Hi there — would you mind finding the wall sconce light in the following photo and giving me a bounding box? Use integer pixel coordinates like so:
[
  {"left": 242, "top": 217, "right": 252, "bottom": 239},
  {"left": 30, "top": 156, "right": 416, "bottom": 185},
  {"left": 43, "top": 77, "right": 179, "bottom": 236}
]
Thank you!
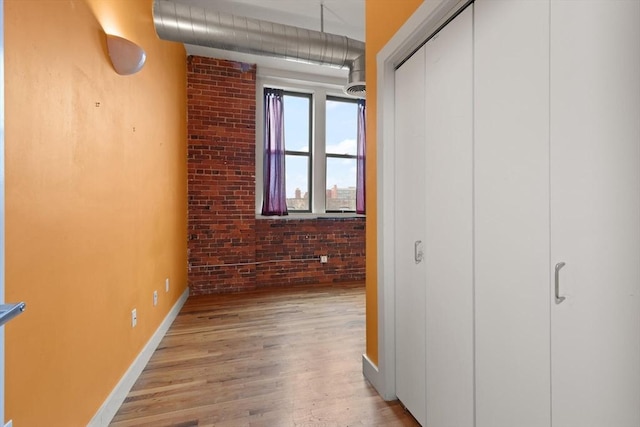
[{"left": 106, "top": 34, "right": 146, "bottom": 75}]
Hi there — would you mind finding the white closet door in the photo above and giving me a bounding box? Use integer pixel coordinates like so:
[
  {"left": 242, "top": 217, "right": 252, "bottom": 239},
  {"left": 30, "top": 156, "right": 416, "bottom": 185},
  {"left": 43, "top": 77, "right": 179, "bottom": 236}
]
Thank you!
[
  {"left": 550, "top": 1, "right": 640, "bottom": 426},
  {"left": 423, "top": 5, "right": 474, "bottom": 427},
  {"left": 394, "top": 45, "right": 427, "bottom": 426},
  {"left": 474, "top": 1, "right": 551, "bottom": 426}
]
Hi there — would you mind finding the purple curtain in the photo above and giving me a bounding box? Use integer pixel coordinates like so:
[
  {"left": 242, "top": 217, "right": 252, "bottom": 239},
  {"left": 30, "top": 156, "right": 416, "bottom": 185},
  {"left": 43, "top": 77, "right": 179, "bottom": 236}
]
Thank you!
[
  {"left": 261, "top": 88, "right": 288, "bottom": 216},
  {"left": 356, "top": 99, "right": 366, "bottom": 214}
]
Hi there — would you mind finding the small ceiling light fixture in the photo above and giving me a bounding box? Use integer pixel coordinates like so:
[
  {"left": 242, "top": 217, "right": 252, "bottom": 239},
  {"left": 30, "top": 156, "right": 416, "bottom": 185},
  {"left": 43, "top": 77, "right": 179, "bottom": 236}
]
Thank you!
[{"left": 106, "top": 34, "right": 147, "bottom": 75}]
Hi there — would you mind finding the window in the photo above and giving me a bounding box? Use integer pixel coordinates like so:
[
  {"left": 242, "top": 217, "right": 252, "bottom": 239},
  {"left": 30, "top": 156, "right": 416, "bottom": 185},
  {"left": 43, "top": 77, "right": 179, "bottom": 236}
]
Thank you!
[
  {"left": 257, "top": 80, "right": 364, "bottom": 216},
  {"left": 325, "top": 97, "right": 358, "bottom": 212},
  {"left": 283, "top": 92, "right": 312, "bottom": 212}
]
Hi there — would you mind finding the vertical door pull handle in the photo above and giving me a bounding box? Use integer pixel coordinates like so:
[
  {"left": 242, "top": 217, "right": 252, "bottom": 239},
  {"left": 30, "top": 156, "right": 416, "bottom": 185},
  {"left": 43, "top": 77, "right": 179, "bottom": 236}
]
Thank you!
[
  {"left": 414, "top": 240, "right": 424, "bottom": 264},
  {"left": 555, "top": 262, "right": 566, "bottom": 304}
]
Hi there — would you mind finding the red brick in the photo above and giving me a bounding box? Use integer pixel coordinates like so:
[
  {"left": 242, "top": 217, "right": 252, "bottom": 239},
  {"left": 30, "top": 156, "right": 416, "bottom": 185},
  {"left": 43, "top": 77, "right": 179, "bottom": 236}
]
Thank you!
[{"left": 187, "top": 55, "right": 365, "bottom": 295}]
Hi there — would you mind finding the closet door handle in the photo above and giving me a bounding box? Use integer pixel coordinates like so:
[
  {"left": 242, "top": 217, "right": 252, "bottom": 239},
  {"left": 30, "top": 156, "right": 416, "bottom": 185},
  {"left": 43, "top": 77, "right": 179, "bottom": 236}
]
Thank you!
[
  {"left": 555, "top": 262, "right": 566, "bottom": 304},
  {"left": 414, "top": 240, "right": 424, "bottom": 264}
]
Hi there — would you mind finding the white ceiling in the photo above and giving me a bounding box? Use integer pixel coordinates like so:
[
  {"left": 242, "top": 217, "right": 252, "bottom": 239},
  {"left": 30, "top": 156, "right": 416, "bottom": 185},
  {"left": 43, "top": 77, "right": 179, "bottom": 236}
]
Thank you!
[{"left": 171, "top": 0, "right": 365, "bottom": 79}]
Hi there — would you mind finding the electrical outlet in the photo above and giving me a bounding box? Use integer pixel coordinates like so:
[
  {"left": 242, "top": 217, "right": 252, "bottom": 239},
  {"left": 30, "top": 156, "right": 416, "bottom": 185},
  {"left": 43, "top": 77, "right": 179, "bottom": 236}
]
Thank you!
[
  {"left": 131, "top": 309, "right": 137, "bottom": 328},
  {"left": 165, "top": 277, "right": 170, "bottom": 293},
  {"left": 153, "top": 290, "right": 158, "bottom": 306},
  {"left": 320, "top": 255, "right": 328, "bottom": 263}
]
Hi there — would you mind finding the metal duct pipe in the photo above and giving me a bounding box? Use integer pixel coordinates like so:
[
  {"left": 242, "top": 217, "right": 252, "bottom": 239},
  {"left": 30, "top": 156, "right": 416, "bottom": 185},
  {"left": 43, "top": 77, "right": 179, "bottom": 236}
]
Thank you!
[
  {"left": 345, "top": 54, "right": 365, "bottom": 97},
  {"left": 152, "top": 0, "right": 365, "bottom": 97}
]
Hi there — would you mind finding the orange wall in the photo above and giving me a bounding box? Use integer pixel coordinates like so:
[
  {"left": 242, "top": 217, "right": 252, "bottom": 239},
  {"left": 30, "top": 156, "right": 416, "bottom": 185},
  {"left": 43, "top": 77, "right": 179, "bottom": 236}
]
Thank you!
[
  {"left": 4, "top": 0, "right": 187, "bottom": 425},
  {"left": 365, "top": 0, "right": 424, "bottom": 365}
]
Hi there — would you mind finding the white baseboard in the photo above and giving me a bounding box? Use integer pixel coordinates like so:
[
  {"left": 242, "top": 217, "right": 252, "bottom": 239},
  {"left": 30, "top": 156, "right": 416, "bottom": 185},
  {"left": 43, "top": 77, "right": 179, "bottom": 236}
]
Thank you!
[
  {"left": 362, "top": 353, "right": 384, "bottom": 397},
  {"left": 362, "top": 353, "right": 397, "bottom": 401},
  {"left": 88, "top": 287, "right": 189, "bottom": 427}
]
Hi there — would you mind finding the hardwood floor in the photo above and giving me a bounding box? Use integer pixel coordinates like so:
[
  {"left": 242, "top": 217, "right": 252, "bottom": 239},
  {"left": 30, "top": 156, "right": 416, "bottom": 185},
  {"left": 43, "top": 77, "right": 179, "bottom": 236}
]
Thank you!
[{"left": 110, "top": 283, "right": 419, "bottom": 427}]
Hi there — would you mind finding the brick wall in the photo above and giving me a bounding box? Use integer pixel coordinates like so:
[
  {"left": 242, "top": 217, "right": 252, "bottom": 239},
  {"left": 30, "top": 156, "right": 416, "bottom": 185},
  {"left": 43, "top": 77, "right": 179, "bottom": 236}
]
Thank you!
[
  {"left": 187, "top": 56, "right": 257, "bottom": 295},
  {"left": 187, "top": 55, "right": 365, "bottom": 295},
  {"left": 256, "top": 218, "right": 366, "bottom": 287}
]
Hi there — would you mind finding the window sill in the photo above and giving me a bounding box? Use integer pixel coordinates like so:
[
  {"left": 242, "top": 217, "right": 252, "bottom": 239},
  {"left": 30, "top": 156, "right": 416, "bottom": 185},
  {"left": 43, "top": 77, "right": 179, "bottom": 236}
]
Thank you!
[{"left": 256, "top": 212, "right": 365, "bottom": 220}]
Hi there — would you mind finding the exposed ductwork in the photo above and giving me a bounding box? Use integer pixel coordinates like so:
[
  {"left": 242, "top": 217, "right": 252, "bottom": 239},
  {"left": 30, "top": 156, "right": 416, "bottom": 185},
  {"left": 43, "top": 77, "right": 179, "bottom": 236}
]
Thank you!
[{"left": 152, "top": 0, "right": 365, "bottom": 98}]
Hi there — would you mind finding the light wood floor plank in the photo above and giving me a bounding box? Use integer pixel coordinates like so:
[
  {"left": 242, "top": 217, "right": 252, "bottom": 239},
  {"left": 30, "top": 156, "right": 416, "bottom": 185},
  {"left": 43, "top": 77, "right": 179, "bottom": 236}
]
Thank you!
[{"left": 110, "top": 283, "right": 418, "bottom": 427}]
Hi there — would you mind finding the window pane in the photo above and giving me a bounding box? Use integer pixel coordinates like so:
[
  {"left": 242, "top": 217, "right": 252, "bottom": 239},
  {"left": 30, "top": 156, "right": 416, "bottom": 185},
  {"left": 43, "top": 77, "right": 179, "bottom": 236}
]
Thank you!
[
  {"left": 284, "top": 94, "right": 310, "bottom": 153},
  {"left": 326, "top": 156, "right": 357, "bottom": 212},
  {"left": 326, "top": 98, "right": 357, "bottom": 155},
  {"left": 286, "top": 154, "right": 310, "bottom": 211}
]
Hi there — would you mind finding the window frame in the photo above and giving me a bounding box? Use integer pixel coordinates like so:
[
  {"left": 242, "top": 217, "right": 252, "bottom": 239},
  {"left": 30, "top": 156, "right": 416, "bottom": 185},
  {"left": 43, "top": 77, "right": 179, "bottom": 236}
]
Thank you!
[
  {"left": 325, "top": 95, "right": 360, "bottom": 213},
  {"left": 256, "top": 73, "right": 365, "bottom": 218},
  {"left": 282, "top": 91, "right": 313, "bottom": 213}
]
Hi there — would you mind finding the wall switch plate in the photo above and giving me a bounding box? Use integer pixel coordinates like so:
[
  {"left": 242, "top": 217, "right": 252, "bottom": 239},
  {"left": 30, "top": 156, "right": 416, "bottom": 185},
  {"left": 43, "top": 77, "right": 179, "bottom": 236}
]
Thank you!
[
  {"left": 153, "top": 291, "right": 158, "bottom": 306},
  {"left": 320, "top": 255, "right": 328, "bottom": 263},
  {"left": 131, "top": 309, "right": 137, "bottom": 328},
  {"left": 165, "top": 278, "right": 170, "bottom": 293}
]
